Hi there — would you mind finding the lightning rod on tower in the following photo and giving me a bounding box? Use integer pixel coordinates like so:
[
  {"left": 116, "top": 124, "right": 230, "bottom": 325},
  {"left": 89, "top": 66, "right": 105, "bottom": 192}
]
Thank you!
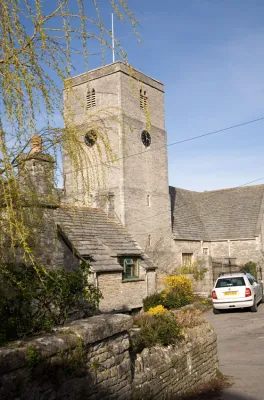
[{"left": 112, "top": 13, "right": 115, "bottom": 63}]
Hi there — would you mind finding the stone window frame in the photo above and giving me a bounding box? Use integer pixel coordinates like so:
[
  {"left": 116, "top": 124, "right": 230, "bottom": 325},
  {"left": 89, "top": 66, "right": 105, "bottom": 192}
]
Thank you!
[
  {"left": 120, "top": 257, "right": 140, "bottom": 281},
  {"left": 148, "top": 234, "right": 151, "bottom": 247},
  {"left": 147, "top": 194, "right": 151, "bottom": 207}
]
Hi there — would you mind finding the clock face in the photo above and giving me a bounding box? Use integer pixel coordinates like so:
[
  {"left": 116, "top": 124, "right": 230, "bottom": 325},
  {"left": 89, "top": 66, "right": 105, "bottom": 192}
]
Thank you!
[
  {"left": 141, "top": 130, "right": 151, "bottom": 147},
  {"left": 85, "top": 130, "right": 97, "bottom": 147}
]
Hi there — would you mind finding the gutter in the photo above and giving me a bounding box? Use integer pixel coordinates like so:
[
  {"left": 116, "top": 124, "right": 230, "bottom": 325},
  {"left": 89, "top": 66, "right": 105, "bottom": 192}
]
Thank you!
[{"left": 173, "top": 237, "right": 258, "bottom": 242}]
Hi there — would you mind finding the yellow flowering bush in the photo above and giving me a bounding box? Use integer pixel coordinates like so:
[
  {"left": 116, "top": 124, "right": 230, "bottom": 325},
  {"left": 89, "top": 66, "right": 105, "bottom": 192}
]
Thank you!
[
  {"left": 163, "top": 275, "right": 193, "bottom": 302},
  {"left": 146, "top": 305, "right": 168, "bottom": 315},
  {"left": 142, "top": 276, "right": 194, "bottom": 312}
]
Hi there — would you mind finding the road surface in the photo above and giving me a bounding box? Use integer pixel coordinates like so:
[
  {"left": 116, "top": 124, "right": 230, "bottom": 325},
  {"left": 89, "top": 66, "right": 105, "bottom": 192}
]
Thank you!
[{"left": 206, "top": 304, "right": 264, "bottom": 400}]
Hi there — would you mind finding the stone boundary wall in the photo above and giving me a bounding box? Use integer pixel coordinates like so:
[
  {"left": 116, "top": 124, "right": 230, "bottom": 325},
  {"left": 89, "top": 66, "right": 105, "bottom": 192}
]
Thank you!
[
  {"left": 132, "top": 323, "right": 218, "bottom": 399},
  {"left": 0, "top": 314, "right": 218, "bottom": 400}
]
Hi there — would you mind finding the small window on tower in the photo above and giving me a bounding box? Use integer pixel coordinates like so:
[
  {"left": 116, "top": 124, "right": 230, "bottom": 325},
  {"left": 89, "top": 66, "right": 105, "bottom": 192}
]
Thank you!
[
  {"left": 144, "top": 91, "right": 148, "bottom": 108},
  {"left": 148, "top": 234, "right": 151, "bottom": 247},
  {"left": 86, "top": 88, "right": 96, "bottom": 109},
  {"left": 147, "top": 195, "right": 150, "bottom": 206},
  {"left": 140, "top": 89, "right": 148, "bottom": 109}
]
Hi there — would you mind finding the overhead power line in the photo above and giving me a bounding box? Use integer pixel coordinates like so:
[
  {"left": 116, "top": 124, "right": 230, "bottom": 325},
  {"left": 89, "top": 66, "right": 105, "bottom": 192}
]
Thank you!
[
  {"left": 116, "top": 116, "right": 264, "bottom": 163},
  {"left": 75, "top": 115, "right": 264, "bottom": 172}
]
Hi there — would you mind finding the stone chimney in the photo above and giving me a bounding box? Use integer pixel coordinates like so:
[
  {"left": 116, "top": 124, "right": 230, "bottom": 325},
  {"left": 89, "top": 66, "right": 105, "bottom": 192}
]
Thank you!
[
  {"left": 31, "top": 134, "right": 42, "bottom": 153},
  {"left": 18, "top": 135, "right": 55, "bottom": 199}
]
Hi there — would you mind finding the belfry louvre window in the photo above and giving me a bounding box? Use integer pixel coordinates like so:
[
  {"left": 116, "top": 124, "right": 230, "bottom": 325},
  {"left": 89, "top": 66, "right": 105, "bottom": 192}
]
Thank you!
[
  {"left": 121, "top": 258, "right": 139, "bottom": 280},
  {"left": 86, "top": 88, "right": 96, "bottom": 109},
  {"left": 182, "top": 253, "right": 193, "bottom": 266},
  {"left": 140, "top": 89, "right": 148, "bottom": 109}
]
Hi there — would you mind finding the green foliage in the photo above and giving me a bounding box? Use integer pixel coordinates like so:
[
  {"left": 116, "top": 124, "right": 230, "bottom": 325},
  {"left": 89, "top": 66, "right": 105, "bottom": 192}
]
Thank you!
[
  {"left": 241, "top": 261, "right": 257, "bottom": 279},
  {"left": 193, "top": 267, "right": 208, "bottom": 281},
  {"left": 133, "top": 313, "right": 182, "bottom": 349},
  {"left": 56, "top": 337, "right": 86, "bottom": 375},
  {"left": 0, "top": 0, "right": 139, "bottom": 288},
  {"left": 143, "top": 293, "right": 164, "bottom": 312},
  {"left": 143, "top": 276, "right": 194, "bottom": 312},
  {"left": 179, "top": 262, "right": 208, "bottom": 281},
  {"left": 26, "top": 345, "right": 40, "bottom": 368},
  {"left": 162, "top": 291, "right": 190, "bottom": 310},
  {"left": 0, "top": 262, "right": 101, "bottom": 345}
]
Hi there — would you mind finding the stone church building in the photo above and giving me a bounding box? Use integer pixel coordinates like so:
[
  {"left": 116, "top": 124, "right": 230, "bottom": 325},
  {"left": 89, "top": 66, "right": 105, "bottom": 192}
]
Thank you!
[{"left": 4, "top": 62, "right": 264, "bottom": 311}]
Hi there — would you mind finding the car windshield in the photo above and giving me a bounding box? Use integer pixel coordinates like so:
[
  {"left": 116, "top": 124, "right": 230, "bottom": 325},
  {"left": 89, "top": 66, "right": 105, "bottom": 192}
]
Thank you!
[{"left": 216, "top": 277, "right": 246, "bottom": 288}]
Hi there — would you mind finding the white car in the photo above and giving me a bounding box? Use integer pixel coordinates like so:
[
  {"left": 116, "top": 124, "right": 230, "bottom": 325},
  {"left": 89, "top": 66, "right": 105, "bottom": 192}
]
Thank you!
[{"left": 212, "top": 272, "right": 263, "bottom": 314}]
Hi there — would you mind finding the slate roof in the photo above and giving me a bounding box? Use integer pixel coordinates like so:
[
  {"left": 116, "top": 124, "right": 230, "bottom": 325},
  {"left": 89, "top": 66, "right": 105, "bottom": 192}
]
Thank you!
[
  {"left": 56, "top": 206, "right": 155, "bottom": 272},
  {"left": 170, "top": 185, "right": 264, "bottom": 241}
]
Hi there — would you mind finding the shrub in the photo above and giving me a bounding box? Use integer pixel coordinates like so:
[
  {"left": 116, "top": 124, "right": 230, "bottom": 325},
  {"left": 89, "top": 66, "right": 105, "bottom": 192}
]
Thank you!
[
  {"left": 26, "top": 345, "right": 41, "bottom": 368},
  {"left": 179, "top": 262, "right": 208, "bottom": 281},
  {"left": 146, "top": 305, "right": 168, "bottom": 315},
  {"left": 163, "top": 275, "right": 193, "bottom": 303},
  {"left": 133, "top": 313, "right": 182, "bottom": 348},
  {"left": 241, "top": 261, "right": 257, "bottom": 279},
  {"left": 175, "top": 308, "right": 205, "bottom": 328},
  {"left": 162, "top": 291, "right": 190, "bottom": 310},
  {"left": 0, "top": 262, "right": 101, "bottom": 345},
  {"left": 143, "top": 292, "right": 164, "bottom": 312}
]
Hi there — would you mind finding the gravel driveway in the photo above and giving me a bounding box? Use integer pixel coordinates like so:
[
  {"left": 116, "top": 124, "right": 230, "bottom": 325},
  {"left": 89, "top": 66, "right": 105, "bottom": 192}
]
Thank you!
[{"left": 206, "top": 304, "right": 264, "bottom": 400}]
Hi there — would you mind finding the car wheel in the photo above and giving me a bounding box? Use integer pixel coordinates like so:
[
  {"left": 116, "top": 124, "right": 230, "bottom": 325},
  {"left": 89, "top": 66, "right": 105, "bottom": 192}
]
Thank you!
[
  {"left": 250, "top": 297, "right": 258, "bottom": 312},
  {"left": 213, "top": 308, "right": 221, "bottom": 315}
]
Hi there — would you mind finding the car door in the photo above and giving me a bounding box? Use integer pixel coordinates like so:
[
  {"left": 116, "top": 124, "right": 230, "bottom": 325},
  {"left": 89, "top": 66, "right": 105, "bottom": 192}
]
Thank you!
[
  {"left": 247, "top": 275, "right": 258, "bottom": 300},
  {"left": 255, "top": 279, "right": 262, "bottom": 302},
  {"left": 252, "top": 277, "right": 261, "bottom": 302}
]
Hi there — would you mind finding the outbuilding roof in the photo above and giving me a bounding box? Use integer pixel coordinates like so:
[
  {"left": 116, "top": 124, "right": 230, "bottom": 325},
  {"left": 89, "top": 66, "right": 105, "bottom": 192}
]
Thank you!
[
  {"left": 170, "top": 184, "right": 264, "bottom": 241},
  {"left": 56, "top": 206, "right": 155, "bottom": 272}
]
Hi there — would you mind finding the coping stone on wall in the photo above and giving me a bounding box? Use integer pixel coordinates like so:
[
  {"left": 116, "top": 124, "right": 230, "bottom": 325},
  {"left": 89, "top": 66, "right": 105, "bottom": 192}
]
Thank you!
[
  {"left": 60, "top": 313, "right": 133, "bottom": 343},
  {"left": 0, "top": 314, "right": 133, "bottom": 375}
]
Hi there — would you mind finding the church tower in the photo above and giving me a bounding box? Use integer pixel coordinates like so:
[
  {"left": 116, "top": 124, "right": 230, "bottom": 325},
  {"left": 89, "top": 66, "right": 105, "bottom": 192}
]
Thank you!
[{"left": 63, "top": 62, "right": 172, "bottom": 255}]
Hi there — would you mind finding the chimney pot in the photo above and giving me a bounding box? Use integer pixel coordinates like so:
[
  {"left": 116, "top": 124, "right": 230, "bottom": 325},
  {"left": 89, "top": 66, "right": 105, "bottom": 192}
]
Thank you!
[{"left": 31, "top": 135, "right": 42, "bottom": 153}]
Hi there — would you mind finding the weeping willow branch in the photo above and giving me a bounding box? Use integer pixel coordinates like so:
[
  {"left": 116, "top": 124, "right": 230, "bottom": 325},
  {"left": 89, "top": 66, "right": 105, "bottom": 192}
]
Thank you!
[{"left": 0, "top": 0, "right": 140, "bottom": 272}]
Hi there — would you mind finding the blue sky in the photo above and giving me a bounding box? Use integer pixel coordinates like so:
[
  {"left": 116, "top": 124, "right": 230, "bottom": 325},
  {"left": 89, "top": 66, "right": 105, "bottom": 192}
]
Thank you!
[
  {"left": 90, "top": 0, "right": 264, "bottom": 191},
  {"left": 17, "top": 0, "right": 264, "bottom": 191}
]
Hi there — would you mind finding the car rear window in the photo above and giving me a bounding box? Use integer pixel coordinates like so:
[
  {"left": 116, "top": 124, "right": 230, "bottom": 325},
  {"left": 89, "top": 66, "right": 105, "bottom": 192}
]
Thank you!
[{"left": 216, "top": 277, "right": 246, "bottom": 288}]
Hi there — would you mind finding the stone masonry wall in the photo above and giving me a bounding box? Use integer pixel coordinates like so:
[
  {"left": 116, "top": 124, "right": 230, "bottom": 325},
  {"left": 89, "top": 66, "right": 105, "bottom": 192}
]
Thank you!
[
  {"left": 210, "top": 239, "right": 261, "bottom": 266},
  {"left": 98, "top": 272, "right": 150, "bottom": 312},
  {"left": 132, "top": 322, "right": 218, "bottom": 399},
  {"left": 0, "top": 315, "right": 218, "bottom": 400},
  {"left": 0, "top": 314, "right": 133, "bottom": 400}
]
